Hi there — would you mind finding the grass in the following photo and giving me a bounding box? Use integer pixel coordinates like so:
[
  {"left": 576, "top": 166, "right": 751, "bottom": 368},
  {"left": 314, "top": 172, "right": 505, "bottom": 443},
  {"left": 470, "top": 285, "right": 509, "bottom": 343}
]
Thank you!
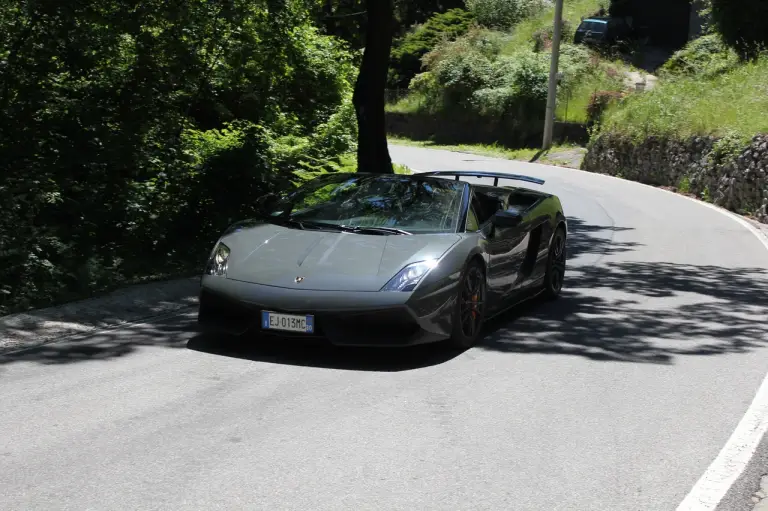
[
  {"left": 501, "top": 0, "right": 608, "bottom": 54},
  {"left": 387, "top": 136, "right": 586, "bottom": 168},
  {"left": 557, "top": 61, "right": 627, "bottom": 122},
  {"left": 386, "top": 92, "right": 429, "bottom": 114},
  {"left": 599, "top": 56, "right": 768, "bottom": 141},
  {"left": 384, "top": 0, "right": 632, "bottom": 123},
  {"left": 393, "top": 162, "right": 413, "bottom": 174}
]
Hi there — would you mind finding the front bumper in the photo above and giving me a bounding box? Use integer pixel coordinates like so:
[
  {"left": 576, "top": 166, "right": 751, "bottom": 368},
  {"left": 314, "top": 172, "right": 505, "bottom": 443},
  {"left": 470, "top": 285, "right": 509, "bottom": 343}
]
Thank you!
[{"left": 197, "top": 276, "right": 455, "bottom": 347}]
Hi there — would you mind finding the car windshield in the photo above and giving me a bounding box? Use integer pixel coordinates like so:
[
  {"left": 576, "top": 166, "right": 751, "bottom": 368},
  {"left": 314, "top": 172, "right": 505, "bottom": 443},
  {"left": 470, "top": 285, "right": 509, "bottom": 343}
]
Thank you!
[{"left": 266, "top": 173, "right": 465, "bottom": 234}]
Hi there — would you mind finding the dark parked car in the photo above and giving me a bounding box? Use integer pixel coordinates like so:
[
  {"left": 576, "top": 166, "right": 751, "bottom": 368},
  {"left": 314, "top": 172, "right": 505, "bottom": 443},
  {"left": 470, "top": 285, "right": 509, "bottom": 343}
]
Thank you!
[{"left": 574, "top": 17, "right": 632, "bottom": 46}]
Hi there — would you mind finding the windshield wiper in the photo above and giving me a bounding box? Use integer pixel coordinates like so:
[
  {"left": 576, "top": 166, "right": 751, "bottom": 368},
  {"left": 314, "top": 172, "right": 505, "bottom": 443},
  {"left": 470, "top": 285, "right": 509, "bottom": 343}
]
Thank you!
[
  {"left": 341, "top": 226, "right": 412, "bottom": 235},
  {"left": 266, "top": 216, "right": 411, "bottom": 235},
  {"left": 268, "top": 217, "right": 346, "bottom": 232}
]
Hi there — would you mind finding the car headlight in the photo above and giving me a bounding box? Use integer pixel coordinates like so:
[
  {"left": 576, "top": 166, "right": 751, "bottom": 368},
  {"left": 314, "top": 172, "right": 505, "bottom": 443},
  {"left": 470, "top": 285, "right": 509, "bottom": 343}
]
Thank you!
[
  {"left": 381, "top": 259, "right": 438, "bottom": 292},
  {"left": 205, "top": 242, "right": 230, "bottom": 276}
]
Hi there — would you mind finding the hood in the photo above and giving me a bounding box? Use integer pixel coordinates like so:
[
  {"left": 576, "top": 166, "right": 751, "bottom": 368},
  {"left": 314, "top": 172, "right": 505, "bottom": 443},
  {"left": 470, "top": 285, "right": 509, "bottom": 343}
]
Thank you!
[{"left": 220, "top": 222, "right": 462, "bottom": 292}]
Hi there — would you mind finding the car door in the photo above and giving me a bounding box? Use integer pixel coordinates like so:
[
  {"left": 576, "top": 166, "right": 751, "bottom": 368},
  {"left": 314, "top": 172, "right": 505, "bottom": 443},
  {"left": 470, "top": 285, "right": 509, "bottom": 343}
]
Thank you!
[{"left": 467, "top": 190, "right": 530, "bottom": 310}]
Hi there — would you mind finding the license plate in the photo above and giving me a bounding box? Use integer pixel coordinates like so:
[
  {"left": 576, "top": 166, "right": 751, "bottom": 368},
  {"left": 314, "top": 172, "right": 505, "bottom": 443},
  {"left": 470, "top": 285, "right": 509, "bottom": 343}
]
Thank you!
[{"left": 261, "top": 311, "right": 314, "bottom": 334}]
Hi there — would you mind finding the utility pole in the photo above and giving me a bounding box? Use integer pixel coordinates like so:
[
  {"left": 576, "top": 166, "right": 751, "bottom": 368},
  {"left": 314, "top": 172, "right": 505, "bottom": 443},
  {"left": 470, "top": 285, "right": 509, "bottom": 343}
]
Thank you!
[{"left": 542, "top": 0, "right": 564, "bottom": 150}]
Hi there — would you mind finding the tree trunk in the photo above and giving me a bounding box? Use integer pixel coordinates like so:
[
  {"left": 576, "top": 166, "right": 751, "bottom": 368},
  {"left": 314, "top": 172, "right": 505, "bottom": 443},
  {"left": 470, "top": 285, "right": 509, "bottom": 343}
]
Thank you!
[{"left": 353, "top": 0, "right": 394, "bottom": 174}]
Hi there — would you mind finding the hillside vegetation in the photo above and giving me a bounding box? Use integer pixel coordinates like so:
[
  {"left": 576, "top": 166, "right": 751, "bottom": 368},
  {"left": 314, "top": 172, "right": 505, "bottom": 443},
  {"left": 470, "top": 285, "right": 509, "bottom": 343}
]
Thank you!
[
  {"left": 386, "top": 0, "right": 634, "bottom": 129},
  {"left": 596, "top": 34, "right": 768, "bottom": 143}
]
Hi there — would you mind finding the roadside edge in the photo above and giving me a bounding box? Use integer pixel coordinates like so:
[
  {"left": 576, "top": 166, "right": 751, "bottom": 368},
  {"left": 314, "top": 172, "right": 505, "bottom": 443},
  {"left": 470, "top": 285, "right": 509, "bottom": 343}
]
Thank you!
[{"left": 0, "top": 276, "right": 201, "bottom": 356}]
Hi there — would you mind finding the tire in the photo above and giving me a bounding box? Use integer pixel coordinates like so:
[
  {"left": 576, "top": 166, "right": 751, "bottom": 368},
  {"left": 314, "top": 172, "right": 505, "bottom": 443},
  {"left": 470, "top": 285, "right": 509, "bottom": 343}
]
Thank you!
[
  {"left": 448, "top": 260, "right": 487, "bottom": 349},
  {"left": 542, "top": 225, "right": 567, "bottom": 299}
]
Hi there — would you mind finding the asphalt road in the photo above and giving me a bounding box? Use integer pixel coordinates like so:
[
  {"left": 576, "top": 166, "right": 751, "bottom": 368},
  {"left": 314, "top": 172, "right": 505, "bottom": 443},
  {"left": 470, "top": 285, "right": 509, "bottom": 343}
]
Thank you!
[{"left": 2, "top": 144, "right": 768, "bottom": 510}]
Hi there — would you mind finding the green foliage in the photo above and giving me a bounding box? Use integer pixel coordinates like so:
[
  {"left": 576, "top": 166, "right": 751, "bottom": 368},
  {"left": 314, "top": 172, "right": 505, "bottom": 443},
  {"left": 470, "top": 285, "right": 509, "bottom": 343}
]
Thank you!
[
  {"left": 660, "top": 34, "right": 740, "bottom": 78},
  {"left": 0, "top": 0, "right": 356, "bottom": 314},
  {"left": 423, "top": 28, "right": 506, "bottom": 108},
  {"left": 465, "top": 0, "right": 547, "bottom": 29},
  {"left": 532, "top": 19, "right": 575, "bottom": 52},
  {"left": 708, "top": 130, "right": 750, "bottom": 166},
  {"left": 556, "top": 43, "right": 597, "bottom": 89},
  {"left": 313, "top": 0, "right": 467, "bottom": 50},
  {"left": 596, "top": 56, "right": 768, "bottom": 141},
  {"left": 501, "top": 0, "right": 608, "bottom": 52},
  {"left": 384, "top": 0, "right": 624, "bottom": 132},
  {"left": 405, "top": 71, "right": 444, "bottom": 112},
  {"left": 470, "top": 50, "right": 550, "bottom": 116},
  {"left": 556, "top": 56, "right": 626, "bottom": 122},
  {"left": 417, "top": 22, "right": 597, "bottom": 121},
  {"left": 389, "top": 8, "right": 476, "bottom": 88},
  {"left": 390, "top": 0, "right": 617, "bottom": 121},
  {"left": 710, "top": 0, "right": 768, "bottom": 60},
  {"left": 586, "top": 90, "right": 624, "bottom": 125}
]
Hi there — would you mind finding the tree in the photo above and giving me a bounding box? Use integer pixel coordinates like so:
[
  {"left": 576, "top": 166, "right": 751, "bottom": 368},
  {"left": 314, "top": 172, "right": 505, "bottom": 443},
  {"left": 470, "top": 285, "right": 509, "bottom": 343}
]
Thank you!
[
  {"left": 353, "top": 0, "right": 395, "bottom": 174},
  {"left": 710, "top": 0, "right": 768, "bottom": 60}
]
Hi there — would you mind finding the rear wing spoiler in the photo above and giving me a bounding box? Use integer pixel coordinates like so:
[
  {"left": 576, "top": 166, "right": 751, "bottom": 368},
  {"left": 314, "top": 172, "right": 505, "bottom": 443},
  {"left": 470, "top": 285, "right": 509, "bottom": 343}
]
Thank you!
[{"left": 419, "top": 170, "right": 545, "bottom": 187}]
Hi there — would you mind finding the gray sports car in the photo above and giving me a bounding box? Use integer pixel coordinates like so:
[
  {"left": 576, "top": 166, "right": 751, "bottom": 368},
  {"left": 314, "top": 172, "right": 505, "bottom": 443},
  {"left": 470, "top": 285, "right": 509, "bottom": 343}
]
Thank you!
[{"left": 197, "top": 170, "right": 567, "bottom": 349}]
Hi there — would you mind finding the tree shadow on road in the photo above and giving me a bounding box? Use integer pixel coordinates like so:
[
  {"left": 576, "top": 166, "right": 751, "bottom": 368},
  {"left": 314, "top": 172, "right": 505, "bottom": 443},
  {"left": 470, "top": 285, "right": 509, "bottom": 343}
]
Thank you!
[
  {"left": 480, "top": 262, "right": 768, "bottom": 364},
  {"left": 564, "top": 216, "right": 641, "bottom": 259},
  {"left": 0, "top": 314, "right": 197, "bottom": 368},
  {"left": 1, "top": 216, "right": 766, "bottom": 369}
]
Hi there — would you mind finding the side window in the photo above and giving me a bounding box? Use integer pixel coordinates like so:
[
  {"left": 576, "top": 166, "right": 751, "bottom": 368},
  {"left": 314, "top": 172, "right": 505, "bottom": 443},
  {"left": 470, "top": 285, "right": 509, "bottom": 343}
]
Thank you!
[
  {"left": 472, "top": 191, "right": 504, "bottom": 226},
  {"left": 466, "top": 206, "right": 480, "bottom": 232}
]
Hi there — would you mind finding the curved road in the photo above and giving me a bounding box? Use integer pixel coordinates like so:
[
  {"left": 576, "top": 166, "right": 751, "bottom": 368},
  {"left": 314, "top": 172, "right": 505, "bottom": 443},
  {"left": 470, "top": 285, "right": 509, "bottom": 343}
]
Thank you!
[{"left": 2, "top": 144, "right": 768, "bottom": 510}]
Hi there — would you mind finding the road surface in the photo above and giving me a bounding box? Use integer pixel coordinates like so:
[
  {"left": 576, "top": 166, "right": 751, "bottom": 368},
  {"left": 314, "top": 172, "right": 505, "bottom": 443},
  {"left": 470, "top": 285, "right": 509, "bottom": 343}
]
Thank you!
[{"left": 2, "top": 144, "right": 768, "bottom": 511}]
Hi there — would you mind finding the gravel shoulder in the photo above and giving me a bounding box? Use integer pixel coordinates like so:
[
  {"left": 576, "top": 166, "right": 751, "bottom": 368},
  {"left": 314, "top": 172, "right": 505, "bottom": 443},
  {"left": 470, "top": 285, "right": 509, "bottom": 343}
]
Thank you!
[{"left": 0, "top": 277, "right": 201, "bottom": 355}]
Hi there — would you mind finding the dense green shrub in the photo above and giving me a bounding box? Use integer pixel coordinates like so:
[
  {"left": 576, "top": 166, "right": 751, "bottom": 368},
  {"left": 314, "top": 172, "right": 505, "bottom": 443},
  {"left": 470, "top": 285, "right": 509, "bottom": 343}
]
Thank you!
[
  {"left": 416, "top": 26, "right": 594, "bottom": 121},
  {"left": 660, "top": 34, "right": 740, "bottom": 78},
  {"left": 471, "top": 51, "right": 549, "bottom": 118},
  {"left": 586, "top": 90, "right": 624, "bottom": 126},
  {"left": 465, "top": 0, "right": 547, "bottom": 29},
  {"left": 0, "top": 0, "right": 356, "bottom": 314},
  {"left": 389, "top": 8, "right": 476, "bottom": 89},
  {"left": 406, "top": 71, "right": 444, "bottom": 112},
  {"left": 422, "top": 28, "right": 505, "bottom": 108},
  {"left": 556, "top": 43, "right": 595, "bottom": 87}
]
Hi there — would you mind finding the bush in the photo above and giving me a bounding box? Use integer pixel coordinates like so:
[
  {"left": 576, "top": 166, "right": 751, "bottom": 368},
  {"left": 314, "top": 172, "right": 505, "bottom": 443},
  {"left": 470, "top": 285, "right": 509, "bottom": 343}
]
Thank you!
[
  {"left": 423, "top": 28, "right": 505, "bottom": 108},
  {"left": 506, "top": 51, "right": 550, "bottom": 103},
  {"left": 0, "top": 0, "right": 357, "bottom": 315},
  {"left": 465, "top": 0, "right": 547, "bottom": 29},
  {"left": 406, "top": 71, "right": 443, "bottom": 112},
  {"left": 389, "top": 8, "right": 475, "bottom": 89},
  {"left": 586, "top": 90, "right": 624, "bottom": 126},
  {"left": 660, "top": 34, "right": 740, "bottom": 78},
  {"left": 468, "top": 50, "right": 549, "bottom": 119},
  {"left": 557, "top": 43, "right": 595, "bottom": 86}
]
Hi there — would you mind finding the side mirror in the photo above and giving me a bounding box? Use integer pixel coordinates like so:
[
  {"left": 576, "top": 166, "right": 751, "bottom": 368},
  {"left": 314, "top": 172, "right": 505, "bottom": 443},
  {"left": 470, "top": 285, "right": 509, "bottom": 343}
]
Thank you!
[
  {"left": 255, "top": 193, "right": 280, "bottom": 213},
  {"left": 492, "top": 209, "right": 523, "bottom": 228}
]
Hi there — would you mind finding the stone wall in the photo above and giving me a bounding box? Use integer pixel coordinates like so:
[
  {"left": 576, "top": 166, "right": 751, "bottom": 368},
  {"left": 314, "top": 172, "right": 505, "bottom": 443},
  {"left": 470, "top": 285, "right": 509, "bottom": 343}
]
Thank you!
[{"left": 582, "top": 133, "right": 768, "bottom": 224}]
